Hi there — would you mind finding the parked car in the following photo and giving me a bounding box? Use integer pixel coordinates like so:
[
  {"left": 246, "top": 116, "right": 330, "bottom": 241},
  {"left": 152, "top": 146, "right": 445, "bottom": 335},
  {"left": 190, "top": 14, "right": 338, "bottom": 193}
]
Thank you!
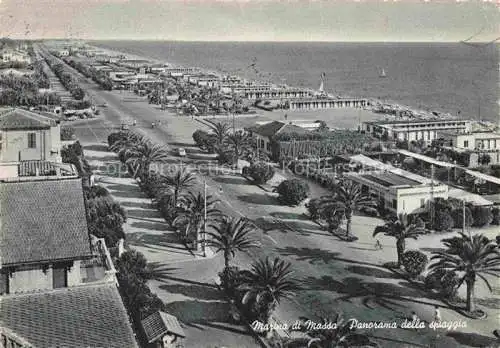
[{"left": 177, "top": 148, "right": 187, "bottom": 157}]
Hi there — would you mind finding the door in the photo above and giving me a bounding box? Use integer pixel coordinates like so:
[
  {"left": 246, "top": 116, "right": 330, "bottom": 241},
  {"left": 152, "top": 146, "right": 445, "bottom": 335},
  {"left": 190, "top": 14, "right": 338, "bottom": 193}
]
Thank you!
[{"left": 52, "top": 265, "right": 68, "bottom": 288}]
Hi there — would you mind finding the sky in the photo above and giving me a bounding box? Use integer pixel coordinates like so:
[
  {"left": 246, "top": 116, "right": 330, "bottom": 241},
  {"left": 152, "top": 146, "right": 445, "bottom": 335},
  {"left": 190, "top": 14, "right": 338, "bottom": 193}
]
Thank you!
[{"left": 0, "top": 0, "right": 498, "bottom": 42}]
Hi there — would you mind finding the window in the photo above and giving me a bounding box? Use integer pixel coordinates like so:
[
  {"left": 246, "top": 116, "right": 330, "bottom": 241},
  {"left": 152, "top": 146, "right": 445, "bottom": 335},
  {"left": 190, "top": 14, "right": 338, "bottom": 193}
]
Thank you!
[
  {"left": 266, "top": 142, "right": 271, "bottom": 151},
  {"left": 463, "top": 140, "right": 469, "bottom": 148},
  {"left": 27, "top": 133, "right": 36, "bottom": 148},
  {"left": 392, "top": 199, "right": 397, "bottom": 209},
  {"left": 420, "top": 198, "right": 426, "bottom": 208}
]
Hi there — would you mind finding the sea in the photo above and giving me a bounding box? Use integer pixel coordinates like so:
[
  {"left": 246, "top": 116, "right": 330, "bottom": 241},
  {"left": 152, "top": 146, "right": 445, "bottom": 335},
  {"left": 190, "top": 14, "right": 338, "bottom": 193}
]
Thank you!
[{"left": 93, "top": 41, "right": 499, "bottom": 123}]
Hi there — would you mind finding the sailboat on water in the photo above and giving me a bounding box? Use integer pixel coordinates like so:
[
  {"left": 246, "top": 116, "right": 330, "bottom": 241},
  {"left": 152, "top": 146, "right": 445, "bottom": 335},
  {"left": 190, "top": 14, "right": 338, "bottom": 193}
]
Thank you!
[{"left": 379, "top": 68, "right": 387, "bottom": 78}]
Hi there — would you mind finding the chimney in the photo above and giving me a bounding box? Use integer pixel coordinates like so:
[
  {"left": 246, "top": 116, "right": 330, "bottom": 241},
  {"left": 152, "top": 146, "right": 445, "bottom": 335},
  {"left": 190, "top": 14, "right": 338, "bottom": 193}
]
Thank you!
[{"left": 117, "top": 238, "right": 125, "bottom": 257}]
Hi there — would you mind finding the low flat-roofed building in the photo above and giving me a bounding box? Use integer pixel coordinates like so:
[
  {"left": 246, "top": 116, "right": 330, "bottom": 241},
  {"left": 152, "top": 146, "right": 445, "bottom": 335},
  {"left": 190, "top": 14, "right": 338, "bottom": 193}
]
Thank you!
[
  {"left": 0, "top": 283, "right": 138, "bottom": 348},
  {"left": 244, "top": 87, "right": 313, "bottom": 100},
  {"left": 347, "top": 154, "right": 448, "bottom": 215},
  {"left": 439, "top": 131, "right": 500, "bottom": 151},
  {"left": 363, "top": 118, "right": 471, "bottom": 143},
  {"left": 289, "top": 98, "right": 368, "bottom": 110}
]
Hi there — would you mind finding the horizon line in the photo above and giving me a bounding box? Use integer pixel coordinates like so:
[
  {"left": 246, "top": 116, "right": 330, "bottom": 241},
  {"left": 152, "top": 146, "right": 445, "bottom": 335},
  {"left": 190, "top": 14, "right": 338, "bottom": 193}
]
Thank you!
[{"left": 5, "top": 37, "right": 499, "bottom": 44}]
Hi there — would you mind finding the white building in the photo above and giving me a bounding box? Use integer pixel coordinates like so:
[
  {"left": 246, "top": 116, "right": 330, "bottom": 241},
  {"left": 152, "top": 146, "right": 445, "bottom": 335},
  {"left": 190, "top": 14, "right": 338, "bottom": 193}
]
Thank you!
[
  {"left": 0, "top": 108, "right": 62, "bottom": 163},
  {"left": 439, "top": 131, "right": 500, "bottom": 151},
  {"left": 347, "top": 154, "right": 448, "bottom": 215},
  {"left": 362, "top": 119, "right": 471, "bottom": 143},
  {"left": 289, "top": 98, "right": 368, "bottom": 110}
]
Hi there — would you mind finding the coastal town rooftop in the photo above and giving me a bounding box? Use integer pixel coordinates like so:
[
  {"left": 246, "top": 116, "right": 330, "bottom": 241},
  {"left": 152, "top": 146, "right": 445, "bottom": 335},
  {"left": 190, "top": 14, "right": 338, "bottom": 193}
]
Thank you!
[
  {"left": 0, "top": 177, "right": 93, "bottom": 266},
  {"left": 0, "top": 283, "right": 139, "bottom": 348}
]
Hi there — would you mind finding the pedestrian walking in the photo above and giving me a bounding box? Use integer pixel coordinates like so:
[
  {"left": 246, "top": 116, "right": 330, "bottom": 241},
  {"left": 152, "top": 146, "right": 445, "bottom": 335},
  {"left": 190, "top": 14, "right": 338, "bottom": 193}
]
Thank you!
[
  {"left": 434, "top": 306, "right": 441, "bottom": 322},
  {"left": 411, "top": 311, "right": 419, "bottom": 330},
  {"left": 375, "top": 239, "right": 383, "bottom": 250}
]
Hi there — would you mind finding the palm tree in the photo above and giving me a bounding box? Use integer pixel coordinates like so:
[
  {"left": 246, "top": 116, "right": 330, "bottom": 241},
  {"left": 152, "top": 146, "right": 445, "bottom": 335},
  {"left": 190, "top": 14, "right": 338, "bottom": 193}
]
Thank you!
[
  {"left": 173, "top": 191, "right": 221, "bottom": 243},
  {"left": 293, "top": 314, "right": 378, "bottom": 348},
  {"left": 124, "top": 139, "right": 169, "bottom": 180},
  {"left": 429, "top": 233, "right": 500, "bottom": 312},
  {"left": 373, "top": 214, "right": 427, "bottom": 267},
  {"left": 109, "top": 131, "right": 144, "bottom": 155},
  {"left": 319, "top": 180, "right": 376, "bottom": 237},
  {"left": 160, "top": 167, "right": 197, "bottom": 206},
  {"left": 240, "top": 257, "right": 298, "bottom": 324},
  {"left": 207, "top": 216, "right": 260, "bottom": 270},
  {"left": 227, "top": 130, "right": 251, "bottom": 161},
  {"left": 206, "top": 120, "right": 230, "bottom": 147}
]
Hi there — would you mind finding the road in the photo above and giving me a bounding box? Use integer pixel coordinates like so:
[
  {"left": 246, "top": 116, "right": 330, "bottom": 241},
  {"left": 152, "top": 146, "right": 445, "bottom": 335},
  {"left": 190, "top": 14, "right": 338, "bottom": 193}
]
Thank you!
[{"left": 50, "top": 49, "right": 499, "bottom": 348}]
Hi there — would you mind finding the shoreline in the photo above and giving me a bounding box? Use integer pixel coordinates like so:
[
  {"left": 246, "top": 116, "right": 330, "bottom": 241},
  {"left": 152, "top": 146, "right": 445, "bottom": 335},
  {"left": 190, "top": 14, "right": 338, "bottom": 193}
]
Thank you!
[{"left": 88, "top": 42, "right": 496, "bottom": 127}]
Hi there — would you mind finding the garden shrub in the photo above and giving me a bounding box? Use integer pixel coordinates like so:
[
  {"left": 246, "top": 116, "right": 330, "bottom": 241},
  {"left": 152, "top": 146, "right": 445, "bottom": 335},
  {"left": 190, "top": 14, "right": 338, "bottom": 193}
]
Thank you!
[
  {"left": 85, "top": 195, "right": 126, "bottom": 247},
  {"left": 115, "top": 250, "right": 166, "bottom": 320},
  {"left": 84, "top": 185, "right": 110, "bottom": 200},
  {"left": 275, "top": 179, "right": 309, "bottom": 206},
  {"left": 425, "top": 269, "right": 459, "bottom": 300},
  {"left": 433, "top": 211, "right": 454, "bottom": 232},
  {"left": 471, "top": 206, "right": 493, "bottom": 227},
  {"left": 217, "top": 148, "right": 237, "bottom": 166},
  {"left": 305, "top": 198, "right": 322, "bottom": 221},
  {"left": 451, "top": 207, "right": 474, "bottom": 229},
  {"left": 402, "top": 250, "right": 428, "bottom": 278},
  {"left": 107, "top": 131, "right": 127, "bottom": 149},
  {"left": 492, "top": 207, "right": 500, "bottom": 225},
  {"left": 245, "top": 162, "right": 275, "bottom": 184},
  {"left": 60, "top": 126, "right": 75, "bottom": 141},
  {"left": 322, "top": 204, "right": 342, "bottom": 232},
  {"left": 192, "top": 130, "right": 216, "bottom": 153}
]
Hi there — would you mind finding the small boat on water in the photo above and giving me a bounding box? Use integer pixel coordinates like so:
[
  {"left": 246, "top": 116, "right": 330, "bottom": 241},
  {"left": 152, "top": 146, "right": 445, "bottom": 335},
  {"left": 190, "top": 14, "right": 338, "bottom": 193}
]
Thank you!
[{"left": 379, "top": 68, "right": 387, "bottom": 78}]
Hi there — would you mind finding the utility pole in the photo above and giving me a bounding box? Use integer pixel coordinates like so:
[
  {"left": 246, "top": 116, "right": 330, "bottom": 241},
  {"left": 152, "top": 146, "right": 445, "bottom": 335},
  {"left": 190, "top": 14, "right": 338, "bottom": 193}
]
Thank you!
[
  {"left": 462, "top": 199, "right": 471, "bottom": 238},
  {"left": 430, "top": 164, "right": 435, "bottom": 228},
  {"left": 203, "top": 180, "right": 207, "bottom": 257}
]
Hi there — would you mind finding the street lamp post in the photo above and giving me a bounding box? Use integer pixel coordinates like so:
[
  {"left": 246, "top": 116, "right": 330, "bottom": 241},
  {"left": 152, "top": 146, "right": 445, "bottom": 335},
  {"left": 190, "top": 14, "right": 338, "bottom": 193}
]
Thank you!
[{"left": 203, "top": 180, "right": 207, "bottom": 257}]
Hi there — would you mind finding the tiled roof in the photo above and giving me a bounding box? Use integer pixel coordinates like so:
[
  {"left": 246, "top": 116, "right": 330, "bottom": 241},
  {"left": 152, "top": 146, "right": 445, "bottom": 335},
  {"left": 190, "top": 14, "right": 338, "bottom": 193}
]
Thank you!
[
  {"left": 17, "top": 161, "right": 77, "bottom": 177},
  {"left": 0, "top": 177, "right": 92, "bottom": 266},
  {"left": 251, "top": 121, "right": 286, "bottom": 137},
  {"left": 0, "top": 284, "right": 139, "bottom": 348},
  {"left": 142, "top": 311, "right": 185, "bottom": 343},
  {"left": 249, "top": 121, "right": 310, "bottom": 138},
  {"left": 0, "top": 108, "right": 57, "bottom": 130}
]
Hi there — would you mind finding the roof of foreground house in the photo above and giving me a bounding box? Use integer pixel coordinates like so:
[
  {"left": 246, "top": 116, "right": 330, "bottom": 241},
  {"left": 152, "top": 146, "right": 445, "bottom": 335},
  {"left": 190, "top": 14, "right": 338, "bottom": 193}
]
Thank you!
[
  {"left": 142, "top": 311, "right": 186, "bottom": 343},
  {"left": 0, "top": 177, "right": 92, "bottom": 266},
  {"left": 248, "top": 120, "right": 309, "bottom": 138},
  {"left": 0, "top": 108, "right": 58, "bottom": 130},
  {"left": 0, "top": 283, "right": 139, "bottom": 348}
]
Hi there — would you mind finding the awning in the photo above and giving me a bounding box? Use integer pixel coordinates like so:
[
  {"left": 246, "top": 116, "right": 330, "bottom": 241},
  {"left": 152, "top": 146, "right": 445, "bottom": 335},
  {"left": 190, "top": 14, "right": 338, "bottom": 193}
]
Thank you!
[
  {"left": 448, "top": 188, "right": 494, "bottom": 206},
  {"left": 397, "top": 149, "right": 456, "bottom": 168}
]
